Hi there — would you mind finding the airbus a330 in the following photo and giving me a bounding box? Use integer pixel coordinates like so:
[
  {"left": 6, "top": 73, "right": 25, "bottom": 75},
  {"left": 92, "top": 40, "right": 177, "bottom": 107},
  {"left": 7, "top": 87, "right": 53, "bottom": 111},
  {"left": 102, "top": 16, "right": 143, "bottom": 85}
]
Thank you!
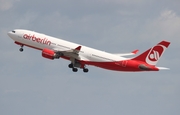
[{"left": 8, "top": 29, "right": 170, "bottom": 73}]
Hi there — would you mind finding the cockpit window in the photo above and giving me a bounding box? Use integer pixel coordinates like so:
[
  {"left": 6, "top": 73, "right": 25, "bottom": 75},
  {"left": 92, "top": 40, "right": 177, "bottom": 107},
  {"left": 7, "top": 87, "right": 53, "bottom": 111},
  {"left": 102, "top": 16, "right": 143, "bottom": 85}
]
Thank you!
[{"left": 12, "top": 30, "right": 16, "bottom": 33}]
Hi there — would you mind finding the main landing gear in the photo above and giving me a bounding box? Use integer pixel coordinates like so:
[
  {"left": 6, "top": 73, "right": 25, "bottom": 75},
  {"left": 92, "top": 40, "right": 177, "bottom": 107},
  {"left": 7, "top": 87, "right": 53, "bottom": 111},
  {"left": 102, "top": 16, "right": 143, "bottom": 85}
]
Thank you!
[
  {"left": 18, "top": 45, "right": 89, "bottom": 73},
  {"left": 83, "top": 68, "right": 89, "bottom": 73},
  {"left": 19, "top": 45, "right": 24, "bottom": 52},
  {"left": 68, "top": 63, "right": 89, "bottom": 73}
]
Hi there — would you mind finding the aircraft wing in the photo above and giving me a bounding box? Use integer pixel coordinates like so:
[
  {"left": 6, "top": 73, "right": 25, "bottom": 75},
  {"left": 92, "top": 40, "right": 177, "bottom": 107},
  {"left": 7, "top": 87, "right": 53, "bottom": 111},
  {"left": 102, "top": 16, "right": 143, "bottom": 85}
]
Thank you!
[
  {"left": 113, "top": 49, "right": 139, "bottom": 57},
  {"left": 53, "top": 46, "right": 81, "bottom": 54},
  {"left": 53, "top": 46, "right": 82, "bottom": 59}
]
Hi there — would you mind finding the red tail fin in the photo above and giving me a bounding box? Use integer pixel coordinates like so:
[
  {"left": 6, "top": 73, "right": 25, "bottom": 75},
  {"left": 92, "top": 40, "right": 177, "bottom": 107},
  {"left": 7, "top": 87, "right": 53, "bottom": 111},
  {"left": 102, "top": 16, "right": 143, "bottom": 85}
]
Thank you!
[{"left": 132, "top": 41, "right": 170, "bottom": 66}]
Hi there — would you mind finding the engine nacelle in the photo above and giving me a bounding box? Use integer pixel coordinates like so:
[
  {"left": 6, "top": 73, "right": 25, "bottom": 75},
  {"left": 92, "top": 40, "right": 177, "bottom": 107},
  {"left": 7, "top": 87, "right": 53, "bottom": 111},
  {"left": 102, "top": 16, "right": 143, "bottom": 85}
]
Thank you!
[{"left": 42, "top": 48, "right": 55, "bottom": 60}]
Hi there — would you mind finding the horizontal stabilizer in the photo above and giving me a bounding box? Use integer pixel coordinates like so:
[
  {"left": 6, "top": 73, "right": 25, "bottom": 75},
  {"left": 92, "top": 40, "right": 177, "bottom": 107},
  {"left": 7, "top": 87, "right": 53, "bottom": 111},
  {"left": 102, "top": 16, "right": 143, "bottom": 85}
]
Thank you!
[{"left": 157, "top": 67, "right": 170, "bottom": 70}]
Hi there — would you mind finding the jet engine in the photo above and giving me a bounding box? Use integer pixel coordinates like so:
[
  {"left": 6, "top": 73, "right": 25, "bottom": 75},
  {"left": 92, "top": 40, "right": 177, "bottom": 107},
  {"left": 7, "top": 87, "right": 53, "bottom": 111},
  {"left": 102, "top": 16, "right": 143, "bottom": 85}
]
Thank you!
[
  {"left": 42, "top": 48, "right": 55, "bottom": 60},
  {"left": 42, "top": 48, "right": 62, "bottom": 60}
]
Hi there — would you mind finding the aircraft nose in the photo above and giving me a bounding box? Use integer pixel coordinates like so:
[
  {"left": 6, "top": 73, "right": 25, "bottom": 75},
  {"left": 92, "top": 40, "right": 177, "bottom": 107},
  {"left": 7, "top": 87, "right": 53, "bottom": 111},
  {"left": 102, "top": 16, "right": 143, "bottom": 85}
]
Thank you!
[
  {"left": 7, "top": 31, "right": 12, "bottom": 37},
  {"left": 7, "top": 30, "right": 15, "bottom": 38}
]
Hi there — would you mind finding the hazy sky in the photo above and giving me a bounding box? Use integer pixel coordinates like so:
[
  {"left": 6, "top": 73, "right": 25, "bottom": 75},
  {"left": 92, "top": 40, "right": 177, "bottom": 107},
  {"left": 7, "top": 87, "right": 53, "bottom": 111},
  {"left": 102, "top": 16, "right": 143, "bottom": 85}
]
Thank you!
[{"left": 0, "top": 0, "right": 180, "bottom": 115}]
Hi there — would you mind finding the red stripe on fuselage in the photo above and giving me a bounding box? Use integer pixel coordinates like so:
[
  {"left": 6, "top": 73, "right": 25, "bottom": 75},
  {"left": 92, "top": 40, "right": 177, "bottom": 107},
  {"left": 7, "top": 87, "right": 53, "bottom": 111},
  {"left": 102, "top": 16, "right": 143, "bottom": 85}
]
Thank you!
[
  {"left": 80, "top": 60, "right": 159, "bottom": 72},
  {"left": 15, "top": 41, "right": 42, "bottom": 50},
  {"left": 14, "top": 41, "right": 159, "bottom": 72}
]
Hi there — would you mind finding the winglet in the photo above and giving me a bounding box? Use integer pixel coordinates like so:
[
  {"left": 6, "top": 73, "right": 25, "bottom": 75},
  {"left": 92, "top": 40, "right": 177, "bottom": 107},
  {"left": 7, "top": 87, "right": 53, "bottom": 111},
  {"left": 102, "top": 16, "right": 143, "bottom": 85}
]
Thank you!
[
  {"left": 75, "top": 46, "right": 81, "bottom": 51},
  {"left": 132, "top": 49, "right": 139, "bottom": 54},
  {"left": 74, "top": 46, "right": 81, "bottom": 54},
  {"left": 113, "top": 49, "right": 139, "bottom": 57}
]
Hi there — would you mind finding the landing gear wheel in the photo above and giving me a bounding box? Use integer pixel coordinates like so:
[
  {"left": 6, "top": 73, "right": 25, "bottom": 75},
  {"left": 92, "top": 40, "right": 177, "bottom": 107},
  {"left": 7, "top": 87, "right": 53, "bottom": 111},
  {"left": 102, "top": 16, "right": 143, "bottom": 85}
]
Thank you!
[
  {"left": 68, "top": 63, "right": 73, "bottom": 68},
  {"left": 83, "top": 68, "right": 89, "bottom": 73},
  {"left": 19, "top": 48, "right": 23, "bottom": 52},
  {"left": 72, "top": 68, "right": 78, "bottom": 72}
]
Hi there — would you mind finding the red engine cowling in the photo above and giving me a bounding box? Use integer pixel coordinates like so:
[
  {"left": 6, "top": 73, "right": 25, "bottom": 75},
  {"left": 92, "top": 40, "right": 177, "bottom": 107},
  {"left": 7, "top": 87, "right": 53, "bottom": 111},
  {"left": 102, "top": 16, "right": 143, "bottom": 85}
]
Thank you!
[{"left": 42, "top": 48, "right": 55, "bottom": 60}]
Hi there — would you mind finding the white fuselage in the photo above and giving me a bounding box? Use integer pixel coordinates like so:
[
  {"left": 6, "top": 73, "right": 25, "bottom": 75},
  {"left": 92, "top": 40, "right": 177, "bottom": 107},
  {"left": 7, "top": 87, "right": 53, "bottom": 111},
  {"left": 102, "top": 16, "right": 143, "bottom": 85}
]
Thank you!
[{"left": 8, "top": 29, "right": 126, "bottom": 62}]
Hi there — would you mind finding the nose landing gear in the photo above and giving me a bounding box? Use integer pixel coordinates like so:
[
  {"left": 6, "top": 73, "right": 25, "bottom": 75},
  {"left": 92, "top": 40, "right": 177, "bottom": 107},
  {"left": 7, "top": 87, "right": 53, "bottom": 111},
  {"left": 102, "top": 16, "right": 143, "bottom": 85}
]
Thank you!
[{"left": 19, "top": 45, "right": 24, "bottom": 52}]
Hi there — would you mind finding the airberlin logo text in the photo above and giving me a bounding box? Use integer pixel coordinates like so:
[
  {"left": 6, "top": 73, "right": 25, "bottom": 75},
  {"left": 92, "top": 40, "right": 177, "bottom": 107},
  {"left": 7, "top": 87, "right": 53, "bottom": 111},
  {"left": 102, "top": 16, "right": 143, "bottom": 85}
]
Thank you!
[{"left": 23, "top": 34, "right": 51, "bottom": 46}]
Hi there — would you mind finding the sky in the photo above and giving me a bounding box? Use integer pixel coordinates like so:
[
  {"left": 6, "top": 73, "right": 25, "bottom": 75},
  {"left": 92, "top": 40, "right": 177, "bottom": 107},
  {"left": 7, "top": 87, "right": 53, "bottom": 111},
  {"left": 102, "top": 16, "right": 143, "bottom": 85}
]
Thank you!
[{"left": 0, "top": 0, "right": 180, "bottom": 115}]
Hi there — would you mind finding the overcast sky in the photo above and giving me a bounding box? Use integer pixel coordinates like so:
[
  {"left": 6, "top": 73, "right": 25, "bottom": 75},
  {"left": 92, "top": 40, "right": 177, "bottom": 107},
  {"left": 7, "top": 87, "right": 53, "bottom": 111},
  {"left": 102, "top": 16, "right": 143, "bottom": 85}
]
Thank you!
[{"left": 0, "top": 0, "right": 180, "bottom": 115}]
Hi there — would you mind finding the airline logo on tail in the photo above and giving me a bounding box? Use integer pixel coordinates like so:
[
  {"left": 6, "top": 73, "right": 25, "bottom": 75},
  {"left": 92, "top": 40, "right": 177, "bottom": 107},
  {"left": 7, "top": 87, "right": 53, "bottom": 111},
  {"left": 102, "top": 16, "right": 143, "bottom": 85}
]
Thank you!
[
  {"left": 145, "top": 41, "right": 170, "bottom": 65},
  {"left": 146, "top": 45, "right": 165, "bottom": 65},
  {"left": 132, "top": 41, "right": 170, "bottom": 66}
]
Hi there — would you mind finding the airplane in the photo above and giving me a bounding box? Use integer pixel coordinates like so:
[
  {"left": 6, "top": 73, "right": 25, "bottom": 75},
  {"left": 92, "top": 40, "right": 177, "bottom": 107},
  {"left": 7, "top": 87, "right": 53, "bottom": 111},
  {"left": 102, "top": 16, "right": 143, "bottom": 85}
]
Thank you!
[{"left": 7, "top": 29, "right": 170, "bottom": 73}]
